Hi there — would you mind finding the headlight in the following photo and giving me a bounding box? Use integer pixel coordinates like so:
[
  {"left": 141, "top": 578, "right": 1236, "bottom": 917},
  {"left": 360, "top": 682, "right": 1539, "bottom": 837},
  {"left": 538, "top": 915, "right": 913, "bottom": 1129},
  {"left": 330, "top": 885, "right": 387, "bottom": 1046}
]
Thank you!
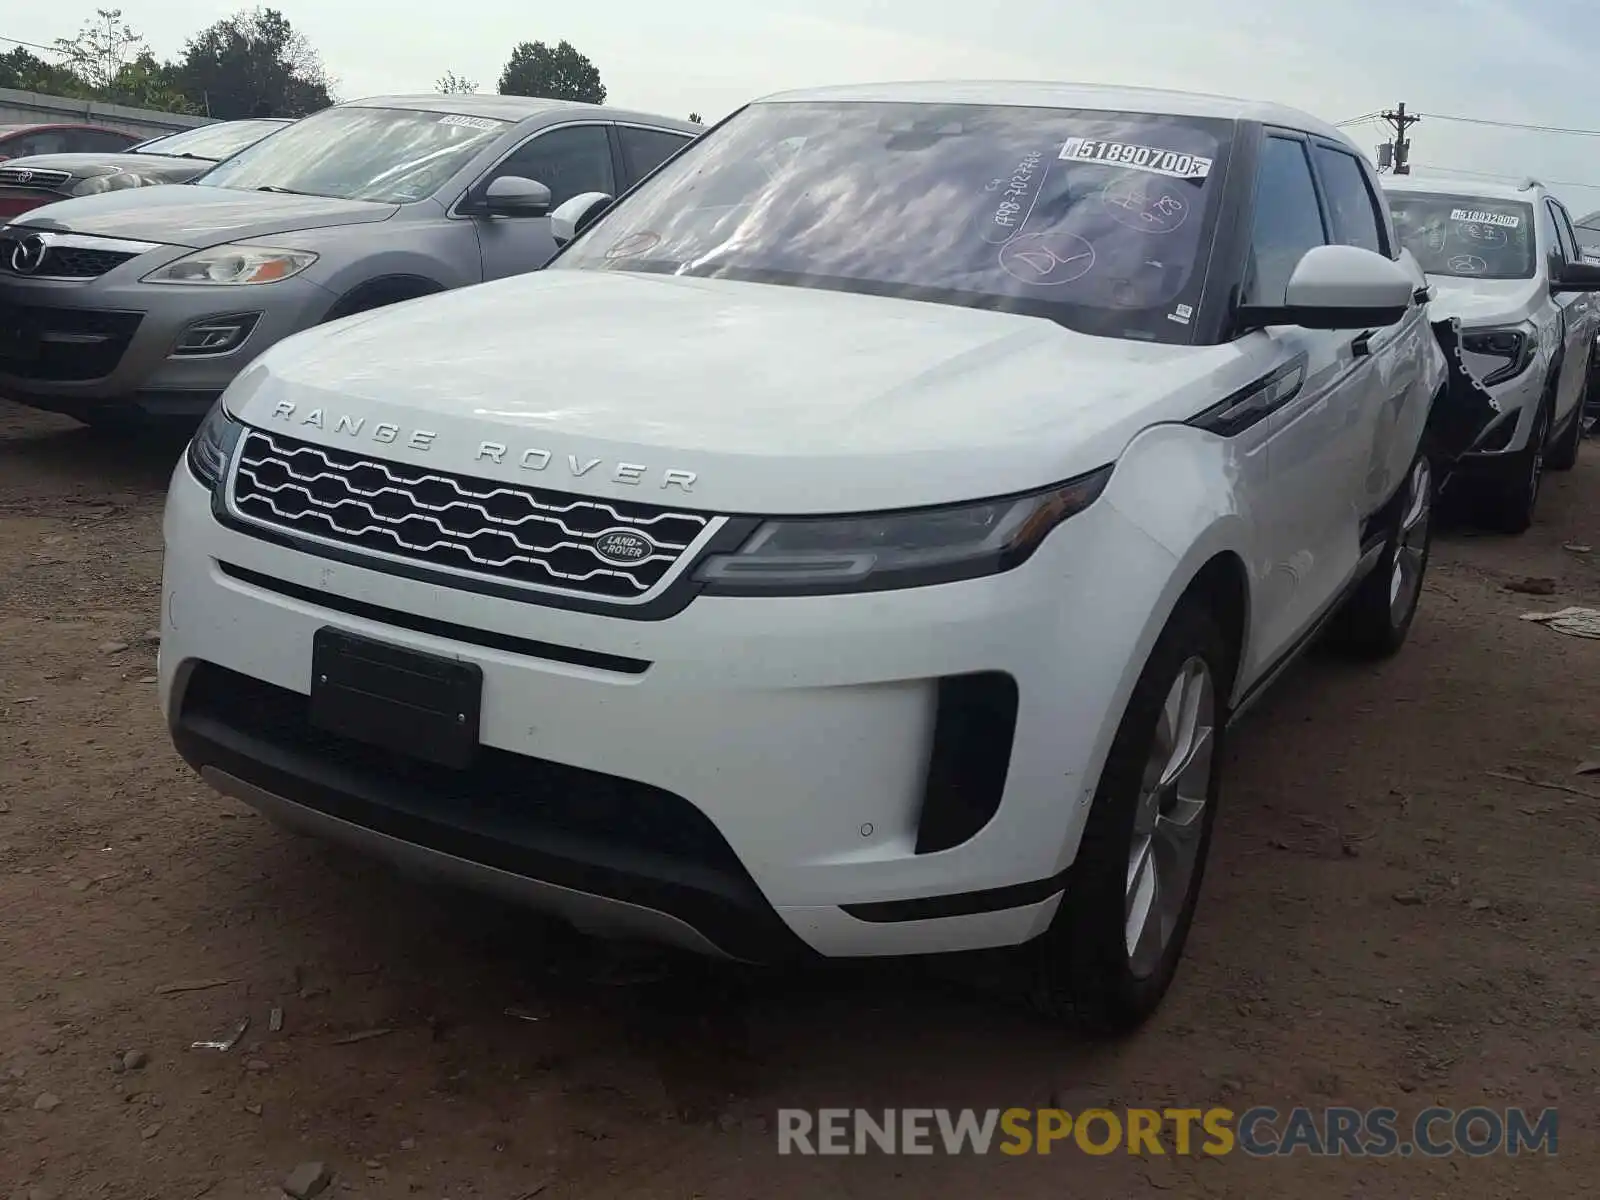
[
  {"left": 1460, "top": 323, "right": 1538, "bottom": 387},
  {"left": 143, "top": 244, "right": 317, "bottom": 286},
  {"left": 186, "top": 400, "right": 244, "bottom": 487},
  {"left": 694, "top": 466, "right": 1112, "bottom": 595}
]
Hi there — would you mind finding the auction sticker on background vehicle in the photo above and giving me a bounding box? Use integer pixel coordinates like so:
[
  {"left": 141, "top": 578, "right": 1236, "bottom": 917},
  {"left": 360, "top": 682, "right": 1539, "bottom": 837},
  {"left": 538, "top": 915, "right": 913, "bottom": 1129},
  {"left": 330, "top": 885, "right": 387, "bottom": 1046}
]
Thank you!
[
  {"left": 1450, "top": 208, "right": 1520, "bottom": 228},
  {"left": 1060, "top": 138, "right": 1212, "bottom": 179}
]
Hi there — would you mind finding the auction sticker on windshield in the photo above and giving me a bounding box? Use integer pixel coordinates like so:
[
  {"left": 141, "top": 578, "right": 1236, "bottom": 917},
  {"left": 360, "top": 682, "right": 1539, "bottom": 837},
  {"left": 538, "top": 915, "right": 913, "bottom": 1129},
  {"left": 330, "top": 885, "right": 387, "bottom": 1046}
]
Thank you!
[
  {"left": 1060, "top": 138, "right": 1212, "bottom": 180},
  {"left": 1450, "top": 208, "right": 1520, "bottom": 228}
]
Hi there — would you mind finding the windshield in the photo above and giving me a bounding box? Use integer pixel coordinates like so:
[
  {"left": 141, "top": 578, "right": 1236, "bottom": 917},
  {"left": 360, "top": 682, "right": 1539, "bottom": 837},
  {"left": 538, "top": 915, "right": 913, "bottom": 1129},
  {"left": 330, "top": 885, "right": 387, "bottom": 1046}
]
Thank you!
[
  {"left": 1389, "top": 192, "right": 1536, "bottom": 280},
  {"left": 195, "top": 106, "right": 509, "bottom": 203},
  {"left": 133, "top": 119, "right": 286, "bottom": 162},
  {"left": 550, "top": 100, "right": 1234, "bottom": 343}
]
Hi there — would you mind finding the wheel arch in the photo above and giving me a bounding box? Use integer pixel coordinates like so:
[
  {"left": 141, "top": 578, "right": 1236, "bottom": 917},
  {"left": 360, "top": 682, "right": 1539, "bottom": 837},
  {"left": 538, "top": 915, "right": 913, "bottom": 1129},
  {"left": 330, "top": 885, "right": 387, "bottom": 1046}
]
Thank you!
[{"left": 322, "top": 274, "right": 447, "bottom": 323}]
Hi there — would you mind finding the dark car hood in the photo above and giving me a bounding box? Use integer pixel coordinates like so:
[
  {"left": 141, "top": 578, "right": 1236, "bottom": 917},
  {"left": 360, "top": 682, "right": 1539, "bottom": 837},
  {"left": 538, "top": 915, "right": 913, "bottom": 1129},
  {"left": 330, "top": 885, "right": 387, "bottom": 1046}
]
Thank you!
[
  {"left": 5, "top": 151, "right": 212, "bottom": 186},
  {"left": 2, "top": 151, "right": 209, "bottom": 185},
  {"left": 14, "top": 185, "right": 398, "bottom": 248}
]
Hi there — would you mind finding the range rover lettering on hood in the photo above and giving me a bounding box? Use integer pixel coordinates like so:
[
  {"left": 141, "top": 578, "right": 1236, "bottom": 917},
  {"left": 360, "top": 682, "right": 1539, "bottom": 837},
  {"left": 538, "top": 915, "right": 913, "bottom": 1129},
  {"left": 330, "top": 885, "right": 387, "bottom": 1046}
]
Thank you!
[{"left": 268, "top": 401, "right": 699, "bottom": 492}]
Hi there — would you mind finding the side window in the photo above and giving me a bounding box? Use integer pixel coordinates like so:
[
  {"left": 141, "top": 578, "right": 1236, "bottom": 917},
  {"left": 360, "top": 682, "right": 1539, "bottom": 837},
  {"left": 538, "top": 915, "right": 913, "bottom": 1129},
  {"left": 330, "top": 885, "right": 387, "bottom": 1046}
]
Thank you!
[
  {"left": 6, "top": 132, "right": 69, "bottom": 157},
  {"left": 1243, "top": 136, "right": 1328, "bottom": 307},
  {"left": 1311, "top": 145, "right": 1386, "bottom": 255},
  {"left": 1538, "top": 199, "right": 1565, "bottom": 269},
  {"left": 489, "top": 124, "right": 615, "bottom": 208},
  {"left": 1550, "top": 200, "right": 1581, "bottom": 264},
  {"left": 618, "top": 126, "right": 692, "bottom": 186},
  {"left": 76, "top": 129, "right": 138, "bottom": 152}
]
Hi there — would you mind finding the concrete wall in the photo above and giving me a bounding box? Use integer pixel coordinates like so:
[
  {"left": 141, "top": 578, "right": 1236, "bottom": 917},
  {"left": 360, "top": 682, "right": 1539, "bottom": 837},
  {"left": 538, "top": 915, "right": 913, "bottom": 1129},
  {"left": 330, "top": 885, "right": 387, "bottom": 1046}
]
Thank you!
[{"left": 0, "top": 87, "right": 212, "bottom": 138}]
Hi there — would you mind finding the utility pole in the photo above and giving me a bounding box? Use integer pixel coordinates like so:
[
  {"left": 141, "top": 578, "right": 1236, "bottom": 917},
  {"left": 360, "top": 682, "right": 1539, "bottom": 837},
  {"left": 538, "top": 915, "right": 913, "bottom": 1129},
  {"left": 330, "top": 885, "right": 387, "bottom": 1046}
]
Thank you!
[{"left": 1381, "top": 103, "right": 1419, "bottom": 175}]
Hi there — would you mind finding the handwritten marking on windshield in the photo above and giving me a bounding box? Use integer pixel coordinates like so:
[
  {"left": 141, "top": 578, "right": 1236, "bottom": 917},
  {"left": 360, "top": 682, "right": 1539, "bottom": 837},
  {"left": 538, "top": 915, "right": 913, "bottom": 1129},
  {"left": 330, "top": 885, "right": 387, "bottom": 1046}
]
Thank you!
[{"left": 998, "top": 232, "right": 1096, "bottom": 286}]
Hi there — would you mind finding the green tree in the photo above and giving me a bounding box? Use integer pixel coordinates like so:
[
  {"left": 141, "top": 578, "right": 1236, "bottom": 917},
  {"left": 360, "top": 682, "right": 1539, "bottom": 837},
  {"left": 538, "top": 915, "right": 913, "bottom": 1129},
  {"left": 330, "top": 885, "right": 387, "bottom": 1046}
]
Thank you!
[
  {"left": 103, "top": 51, "right": 197, "bottom": 114},
  {"left": 177, "top": 7, "right": 334, "bottom": 119},
  {"left": 497, "top": 40, "right": 604, "bottom": 104},
  {"left": 54, "top": 8, "right": 145, "bottom": 92},
  {"left": 0, "top": 47, "right": 90, "bottom": 98},
  {"left": 435, "top": 70, "right": 477, "bottom": 94}
]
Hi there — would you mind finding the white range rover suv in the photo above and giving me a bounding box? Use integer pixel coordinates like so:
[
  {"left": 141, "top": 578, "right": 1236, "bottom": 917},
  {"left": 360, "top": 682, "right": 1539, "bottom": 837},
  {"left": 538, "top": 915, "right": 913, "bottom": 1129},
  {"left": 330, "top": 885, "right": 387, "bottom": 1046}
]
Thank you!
[
  {"left": 1386, "top": 174, "right": 1599, "bottom": 531},
  {"left": 161, "top": 82, "right": 1451, "bottom": 1030}
]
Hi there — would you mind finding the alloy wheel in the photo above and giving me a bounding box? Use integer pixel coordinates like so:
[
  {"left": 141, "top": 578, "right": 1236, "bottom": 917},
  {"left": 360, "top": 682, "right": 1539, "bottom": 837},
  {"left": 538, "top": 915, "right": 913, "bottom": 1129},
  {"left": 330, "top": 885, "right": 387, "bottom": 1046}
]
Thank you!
[
  {"left": 1125, "top": 657, "right": 1215, "bottom": 980},
  {"left": 1388, "top": 456, "right": 1432, "bottom": 625}
]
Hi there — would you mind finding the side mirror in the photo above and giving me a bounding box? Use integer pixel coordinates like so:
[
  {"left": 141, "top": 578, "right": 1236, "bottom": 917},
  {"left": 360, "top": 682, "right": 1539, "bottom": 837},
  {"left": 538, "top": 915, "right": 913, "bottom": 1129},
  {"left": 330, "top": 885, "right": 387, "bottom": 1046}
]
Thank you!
[
  {"left": 1551, "top": 258, "right": 1600, "bottom": 293},
  {"left": 1238, "top": 244, "right": 1415, "bottom": 332},
  {"left": 550, "top": 191, "right": 613, "bottom": 247},
  {"left": 480, "top": 175, "right": 551, "bottom": 217}
]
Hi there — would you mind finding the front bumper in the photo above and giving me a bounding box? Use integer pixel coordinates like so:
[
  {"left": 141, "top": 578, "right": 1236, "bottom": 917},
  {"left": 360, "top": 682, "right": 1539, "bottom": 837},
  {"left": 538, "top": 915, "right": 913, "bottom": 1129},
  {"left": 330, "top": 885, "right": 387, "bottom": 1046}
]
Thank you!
[
  {"left": 0, "top": 269, "right": 333, "bottom": 415},
  {"left": 1457, "top": 358, "right": 1546, "bottom": 461},
  {"left": 158, "top": 459, "right": 1179, "bottom": 960}
]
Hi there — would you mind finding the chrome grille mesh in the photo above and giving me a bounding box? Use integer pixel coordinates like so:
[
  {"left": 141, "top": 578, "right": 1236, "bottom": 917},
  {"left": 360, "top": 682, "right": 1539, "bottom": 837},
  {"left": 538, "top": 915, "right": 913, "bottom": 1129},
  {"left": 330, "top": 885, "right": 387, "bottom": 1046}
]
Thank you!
[
  {"left": 229, "top": 429, "right": 711, "bottom": 599},
  {"left": 0, "top": 166, "right": 70, "bottom": 188}
]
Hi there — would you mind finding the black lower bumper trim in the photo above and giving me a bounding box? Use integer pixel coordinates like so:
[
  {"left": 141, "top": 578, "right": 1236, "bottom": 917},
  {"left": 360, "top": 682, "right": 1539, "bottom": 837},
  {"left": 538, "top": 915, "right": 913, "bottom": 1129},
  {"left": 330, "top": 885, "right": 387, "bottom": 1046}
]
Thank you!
[
  {"left": 170, "top": 662, "right": 815, "bottom": 964},
  {"left": 841, "top": 870, "right": 1071, "bottom": 923}
]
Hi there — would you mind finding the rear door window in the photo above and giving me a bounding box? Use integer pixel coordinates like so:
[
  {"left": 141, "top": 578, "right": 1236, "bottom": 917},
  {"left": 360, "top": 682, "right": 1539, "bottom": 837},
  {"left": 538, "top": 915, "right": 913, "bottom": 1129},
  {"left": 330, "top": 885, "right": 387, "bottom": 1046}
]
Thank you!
[{"left": 618, "top": 125, "right": 692, "bottom": 186}]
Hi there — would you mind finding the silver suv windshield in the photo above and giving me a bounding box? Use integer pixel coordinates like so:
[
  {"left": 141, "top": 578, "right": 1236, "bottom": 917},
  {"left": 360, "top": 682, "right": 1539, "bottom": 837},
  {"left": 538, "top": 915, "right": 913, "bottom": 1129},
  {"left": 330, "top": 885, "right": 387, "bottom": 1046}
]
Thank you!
[
  {"left": 195, "top": 106, "right": 509, "bottom": 203},
  {"left": 1389, "top": 192, "right": 1537, "bottom": 280},
  {"left": 550, "top": 100, "right": 1235, "bottom": 344}
]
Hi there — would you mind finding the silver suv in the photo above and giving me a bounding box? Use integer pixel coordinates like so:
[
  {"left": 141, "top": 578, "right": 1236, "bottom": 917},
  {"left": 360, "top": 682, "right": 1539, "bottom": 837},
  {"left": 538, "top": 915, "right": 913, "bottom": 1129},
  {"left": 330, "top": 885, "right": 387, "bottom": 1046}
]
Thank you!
[
  {"left": 1386, "top": 175, "right": 1597, "bottom": 531},
  {"left": 0, "top": 95, "right": 699, "bottom": 426}
]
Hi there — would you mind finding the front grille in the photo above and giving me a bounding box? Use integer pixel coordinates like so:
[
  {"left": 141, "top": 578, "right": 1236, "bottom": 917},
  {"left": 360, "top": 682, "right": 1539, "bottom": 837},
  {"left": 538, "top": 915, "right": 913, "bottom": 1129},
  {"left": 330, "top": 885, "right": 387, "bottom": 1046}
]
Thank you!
[
  {"left": 0, "top": 234, "right": 135, "bottom": 280},
  {"left": 0, "top": 166, "right": 71, "bottom": 189},
  {"left": 0, "top": 303, "right": 142, "bottom": 381},
  {"left": 230, "top": 430, "right": 713, "bottom": 600}
]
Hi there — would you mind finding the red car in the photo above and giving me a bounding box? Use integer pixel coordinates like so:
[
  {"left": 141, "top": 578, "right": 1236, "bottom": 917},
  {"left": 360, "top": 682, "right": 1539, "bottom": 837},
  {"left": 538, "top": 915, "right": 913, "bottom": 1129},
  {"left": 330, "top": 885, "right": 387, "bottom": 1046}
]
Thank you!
[{"left": 0, "top": 123, "right": 140, "bottom": 162}]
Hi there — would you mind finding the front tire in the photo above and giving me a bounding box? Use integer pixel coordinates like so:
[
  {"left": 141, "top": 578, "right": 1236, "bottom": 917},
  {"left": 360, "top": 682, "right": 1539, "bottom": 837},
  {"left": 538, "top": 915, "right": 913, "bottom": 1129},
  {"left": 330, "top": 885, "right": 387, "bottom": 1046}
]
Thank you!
[
  {"left": 1487, "top": 395, "right": 1551, "bottom": 534},
  {"left": 1327, "top": 451, "right": 1434, "bottom": 659},
  {"left": 1030, "top": 595, "right": 1233, "bottom": 1034}
]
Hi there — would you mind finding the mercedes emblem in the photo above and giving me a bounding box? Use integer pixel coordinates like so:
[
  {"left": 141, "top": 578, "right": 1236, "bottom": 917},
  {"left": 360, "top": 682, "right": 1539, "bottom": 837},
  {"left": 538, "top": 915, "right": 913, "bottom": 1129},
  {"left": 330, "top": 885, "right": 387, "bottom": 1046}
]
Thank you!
[{"left": 9, "top": 234, "right": 47, "bottom": 275}]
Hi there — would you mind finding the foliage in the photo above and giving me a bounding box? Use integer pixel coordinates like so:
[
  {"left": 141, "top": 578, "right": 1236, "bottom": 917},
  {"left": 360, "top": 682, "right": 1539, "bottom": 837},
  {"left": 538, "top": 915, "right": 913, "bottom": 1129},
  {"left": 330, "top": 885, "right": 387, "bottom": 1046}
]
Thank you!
[
  {"left": 0, "top": 47, "right": 89, "bottom": 98},
  {"left": 3, "top": 6, "right": 332, "bottom": 119},
  {"left": 688, "top": 112, "right": 703, "bottom": 124},
  {"left": 436, "top": 70, "right": 477, "bottom": 95},
  {"left": 54, "top": 8, "right": 145, "bottom": 92},
  {"left": 102, "top": 51, "right": 197, "bottom": 114},
  {"left": 177, "top": 7, "right": 335, "bottom": 119},
  {"left": 497, "top": 40, "right": 605, "bottom": 105}
]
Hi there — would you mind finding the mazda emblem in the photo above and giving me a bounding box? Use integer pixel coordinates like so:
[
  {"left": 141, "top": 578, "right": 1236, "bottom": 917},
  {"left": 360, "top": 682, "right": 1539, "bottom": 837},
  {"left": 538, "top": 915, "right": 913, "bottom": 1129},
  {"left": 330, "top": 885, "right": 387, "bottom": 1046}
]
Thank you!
[{"left": 9, "top": 234, "right": 47, "bottom": 275}]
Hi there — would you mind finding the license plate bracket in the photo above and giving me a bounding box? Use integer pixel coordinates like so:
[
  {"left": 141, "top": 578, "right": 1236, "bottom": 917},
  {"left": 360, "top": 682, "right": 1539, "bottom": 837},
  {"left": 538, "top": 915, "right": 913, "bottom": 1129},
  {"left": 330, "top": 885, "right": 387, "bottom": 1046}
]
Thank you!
[{"left": 309, "top": 628, "right": 482, "bottom": 769}]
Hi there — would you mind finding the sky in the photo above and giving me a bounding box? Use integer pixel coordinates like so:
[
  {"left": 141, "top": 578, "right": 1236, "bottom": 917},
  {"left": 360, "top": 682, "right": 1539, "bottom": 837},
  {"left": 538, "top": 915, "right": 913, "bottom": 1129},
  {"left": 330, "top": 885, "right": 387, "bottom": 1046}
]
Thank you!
[{"left": 10, "top": 0, "right": 1600, "bottom": 218}]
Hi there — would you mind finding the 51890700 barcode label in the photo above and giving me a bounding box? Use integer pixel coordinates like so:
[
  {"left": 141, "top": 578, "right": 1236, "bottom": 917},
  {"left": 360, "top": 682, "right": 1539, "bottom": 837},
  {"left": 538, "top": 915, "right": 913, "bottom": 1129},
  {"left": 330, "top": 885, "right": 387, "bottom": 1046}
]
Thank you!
[{"left": 1059, "top": 138, "right": 1213, "bottom": 180}]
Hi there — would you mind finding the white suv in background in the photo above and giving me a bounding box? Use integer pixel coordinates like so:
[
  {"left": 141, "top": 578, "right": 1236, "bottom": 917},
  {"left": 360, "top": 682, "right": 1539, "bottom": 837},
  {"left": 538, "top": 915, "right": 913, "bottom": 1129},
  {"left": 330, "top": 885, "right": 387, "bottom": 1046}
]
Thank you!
[
  {"left": 1386, "top": 175, "right": 1598, "bottom": 531},
  {"left": 161, "top": 82, "right": 1450, "bottom": 1031}
]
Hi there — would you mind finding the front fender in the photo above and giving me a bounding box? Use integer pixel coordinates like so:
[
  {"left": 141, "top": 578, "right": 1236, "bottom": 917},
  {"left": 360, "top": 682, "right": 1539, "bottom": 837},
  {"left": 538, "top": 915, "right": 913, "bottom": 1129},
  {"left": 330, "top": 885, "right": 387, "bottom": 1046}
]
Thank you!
[{"left": 1100, "top": 421, "right": 1263, "bottom": 696}]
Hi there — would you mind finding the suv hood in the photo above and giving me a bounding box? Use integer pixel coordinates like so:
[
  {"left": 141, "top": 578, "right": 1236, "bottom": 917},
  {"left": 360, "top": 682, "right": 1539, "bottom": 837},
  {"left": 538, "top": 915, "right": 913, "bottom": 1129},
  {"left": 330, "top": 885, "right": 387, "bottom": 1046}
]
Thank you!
[
  {"left": 226, "top": 270, "right": 1252, "bottom": 514},
  {"left": 1425, "top": 276, "right": 1543, "bottom": 327},
  {"left": 13, "top": 184, "right": 396, "bottom": 248}
]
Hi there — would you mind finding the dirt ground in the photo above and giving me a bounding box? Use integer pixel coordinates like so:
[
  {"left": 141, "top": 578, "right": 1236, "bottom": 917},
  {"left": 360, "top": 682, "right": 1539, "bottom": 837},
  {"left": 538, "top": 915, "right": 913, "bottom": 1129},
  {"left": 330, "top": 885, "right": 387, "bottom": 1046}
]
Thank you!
[{"left": 1, "top": 397, "right": 1597, "bottom": 1199}]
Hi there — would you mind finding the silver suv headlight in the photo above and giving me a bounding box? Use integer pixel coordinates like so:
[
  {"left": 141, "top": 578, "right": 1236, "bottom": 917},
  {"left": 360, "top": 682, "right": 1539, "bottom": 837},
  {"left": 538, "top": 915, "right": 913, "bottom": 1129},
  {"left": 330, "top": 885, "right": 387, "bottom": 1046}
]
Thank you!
[
  {"left": 694, "top": 465, "right": 1112, "bottom": 595},
  {"left": 144, "top": 245, "right": 317, "bottom": 286}
]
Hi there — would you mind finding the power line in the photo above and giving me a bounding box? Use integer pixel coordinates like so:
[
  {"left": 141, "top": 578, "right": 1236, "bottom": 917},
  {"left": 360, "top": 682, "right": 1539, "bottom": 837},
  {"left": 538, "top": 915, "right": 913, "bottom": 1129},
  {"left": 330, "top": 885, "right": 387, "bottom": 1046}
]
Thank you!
[
  {"left": 1411, "top": 163, "right": 1600, "bottom": 192},
  {"left": 0, "top": 33, "right": 65, "bottom": 55},
  {"left": 1416, "top": 111, "right": 1600, "bottom": 139}
]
